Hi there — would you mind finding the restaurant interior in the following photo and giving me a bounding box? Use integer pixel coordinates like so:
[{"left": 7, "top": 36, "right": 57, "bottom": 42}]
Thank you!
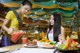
[{"left": 0, "top": 0, "right": 80, "bottom": 53}]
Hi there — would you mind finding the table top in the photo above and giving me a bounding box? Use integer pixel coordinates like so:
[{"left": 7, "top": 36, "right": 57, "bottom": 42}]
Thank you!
[
  {"left": 1, "top": 44, "right": 80, "bottom": 53},
  {"left": 11, "top": 47, "right": 54, "bottom": 53},
  {"left": 1, "top": 44, "right": 55, "bottom": 53},
  {"left": 1, "top": 44, "right": 22, "bottom": 52}
]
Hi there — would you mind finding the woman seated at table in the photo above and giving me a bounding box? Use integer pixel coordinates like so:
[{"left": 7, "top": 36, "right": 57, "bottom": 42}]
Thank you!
[{"left": 47, "top": 12, "right": 65, "bottom": 42}]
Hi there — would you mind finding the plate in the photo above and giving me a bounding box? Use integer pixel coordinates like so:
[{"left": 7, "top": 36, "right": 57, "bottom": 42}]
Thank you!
[
  {"left": 26, "top": 45, "right": 38, "bottom": 48},
  {"left": 0, "top": 48, "right": 9, "bottom": 52},
  {"left": 40, "top": 45, "right": 55, "bottom": 49},
  {"left": 42, "top": 46, "right": 55, "bottom": 49}
]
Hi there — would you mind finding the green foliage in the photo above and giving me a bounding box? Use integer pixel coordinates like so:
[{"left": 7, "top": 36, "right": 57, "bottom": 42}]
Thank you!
[
  {"left": 56, "top": 0, "right": 77, "bottom": 2},
  {"left": 49, "top": 42, "right": 56, "bottom": 45}
]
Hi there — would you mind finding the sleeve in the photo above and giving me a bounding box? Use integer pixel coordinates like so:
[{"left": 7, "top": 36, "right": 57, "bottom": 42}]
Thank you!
[{"left": 5, "top": 11, "right": 13, "bottom": 20}]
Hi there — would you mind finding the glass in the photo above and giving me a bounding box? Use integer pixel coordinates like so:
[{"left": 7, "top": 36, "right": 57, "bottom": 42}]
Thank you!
[{"left": 22, "top": 38, "right": 27, "bottom": 44}]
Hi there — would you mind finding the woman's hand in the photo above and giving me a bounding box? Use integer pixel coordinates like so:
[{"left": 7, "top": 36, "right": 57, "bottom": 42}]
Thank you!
[
  {"left": 58, "top": 34, "right": 65, "bottom": 42},
  {"left": 7, "top": 28, "right": 13, "bottom": 34}
]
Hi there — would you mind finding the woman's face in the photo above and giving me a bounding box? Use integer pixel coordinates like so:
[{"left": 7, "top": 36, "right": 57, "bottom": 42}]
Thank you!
[
  {"left": 50, "top": 15, "right": 54, "bottom": 25},
  {"left": 21, "top": 5, "right": 31, "bottom": 14}
]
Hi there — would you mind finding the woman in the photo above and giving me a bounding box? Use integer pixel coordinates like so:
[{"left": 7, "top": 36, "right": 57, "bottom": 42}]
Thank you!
[
  {"left": 47, "top": 12, "right": 65, "bottom": 42},
  {"left": 1, "top": 0, "right": 32, "bottom": 45}
]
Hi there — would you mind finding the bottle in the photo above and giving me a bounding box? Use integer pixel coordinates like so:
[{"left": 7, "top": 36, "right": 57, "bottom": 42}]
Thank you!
[{"left": 40, "top": 31, "right": 45, "bottom": 39}]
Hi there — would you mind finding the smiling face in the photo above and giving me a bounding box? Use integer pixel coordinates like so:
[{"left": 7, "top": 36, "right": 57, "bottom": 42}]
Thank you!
[
  {"left": 21, "top": 5, "right": 31, "bottom": 14},
  {"left": 50, "top": 15, "right": 54, "bottom": 25}
]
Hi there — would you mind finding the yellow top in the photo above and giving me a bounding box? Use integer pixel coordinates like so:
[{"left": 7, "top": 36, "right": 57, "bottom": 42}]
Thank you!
[{"left": 5, "top": 11, "right": 23, "bottom": 29}]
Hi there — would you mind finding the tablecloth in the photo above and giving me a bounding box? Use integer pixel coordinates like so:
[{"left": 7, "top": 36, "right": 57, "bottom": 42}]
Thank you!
[{"left": 11, "top": 48, "right": 56, "bottom": 53}]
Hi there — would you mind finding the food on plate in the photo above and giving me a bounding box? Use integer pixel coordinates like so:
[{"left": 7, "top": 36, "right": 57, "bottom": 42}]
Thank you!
[
  {"left": 49, "top": 42, "right": 56, "bottom": 45},
  {"left": 27, "top": 40, "right": 37, "bottom": 46},
  {"left": 39, "top": 38, "right": 50, "bottom": 42},
  {"left": 43, "top": 43, "right": 55, "bottom": 48}
]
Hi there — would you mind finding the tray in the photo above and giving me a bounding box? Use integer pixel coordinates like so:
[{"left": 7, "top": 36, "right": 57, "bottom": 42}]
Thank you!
[{"left": 58, "top": 49, "right": 78, "bottom": 53}]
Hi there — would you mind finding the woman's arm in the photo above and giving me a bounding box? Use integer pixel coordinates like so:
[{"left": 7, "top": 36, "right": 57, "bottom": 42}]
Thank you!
[
  {"left": 2, "top": 19, "right": 13, "bottom": 34},
  {"left": 47, "top": 28, "right": 49, "bottom": 33},
  {"left": 58, "top": 26, "right": 65, "bottom": 42},
  {"left": 61, "top": 26, "right": 65, "bottom": 39},
  {"left": 61, "top": 26, "right": 65, "bottom": 36},
  {"left": 0, "top": 18, "right": 4, "bottom": 21}
]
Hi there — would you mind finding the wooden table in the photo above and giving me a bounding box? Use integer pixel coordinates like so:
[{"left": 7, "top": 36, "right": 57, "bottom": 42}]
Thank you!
[{"left": 1, "top": 44, "right": 22, "bottom": 53}]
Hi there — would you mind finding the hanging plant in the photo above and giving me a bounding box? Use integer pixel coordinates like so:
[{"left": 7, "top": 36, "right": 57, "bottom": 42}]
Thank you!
[
  {"left": 56, "top": 0, "right": 77, "bottom": 3},
  {"left": 12, "top": 0, "right": 22, "bottom": 1},
  {"left": 33, "top": 0, "right": 51, "bottom": 2}
]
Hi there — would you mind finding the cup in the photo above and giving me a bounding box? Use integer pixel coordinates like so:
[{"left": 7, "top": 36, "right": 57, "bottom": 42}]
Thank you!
[{"left": 22, "top": 38, "right": 27, "bottom": 44}]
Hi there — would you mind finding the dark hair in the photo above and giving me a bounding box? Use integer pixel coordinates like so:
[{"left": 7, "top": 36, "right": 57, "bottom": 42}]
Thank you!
[
  {"left": 48, "top": 25, "right": 53, "bottom": 32},
  {"left": 48, "top": 12, "right": 61, "bottom": 31},
  {"left": 48, "top": 12, "right": 61, "bottom": 42},
  {"left": 53, "top": 12, "right": 61, "bottom": 27},
  {"left": 22, "top": 0, "right": 32, "bottom": 8},
  {"left": 53, "top": 12, "right": 61, "bottom": 42}
]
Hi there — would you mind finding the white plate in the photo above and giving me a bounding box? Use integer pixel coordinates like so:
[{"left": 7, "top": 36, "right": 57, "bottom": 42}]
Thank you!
[
  {"left": 41, "top": 45, "right": 55, "bottom": 49},
  {"left": 0, "top": 48, "right": 9, "bottom": 52},
  {"left": 26, "top": 45, "right": 38, "bottom": 48}
]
